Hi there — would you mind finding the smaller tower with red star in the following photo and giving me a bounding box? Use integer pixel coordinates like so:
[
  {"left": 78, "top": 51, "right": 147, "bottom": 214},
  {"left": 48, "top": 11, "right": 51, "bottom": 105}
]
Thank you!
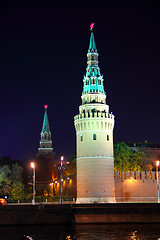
[
  {"left": 38, "top": 105, "right": 53, "bottom": 155},
  {"left": 36, "top": 105, "right": 58, "bottom": 194}
]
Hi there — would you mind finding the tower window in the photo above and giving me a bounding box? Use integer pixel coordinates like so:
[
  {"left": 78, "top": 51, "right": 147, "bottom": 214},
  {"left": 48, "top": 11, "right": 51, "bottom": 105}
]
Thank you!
[
  {"left": 80, "top": 135, "right": 83, "bottom": 141},
  {"left": 93, "top": 134, "right": 96, "bottom": 140},
  {"left": 107, "top": 135, "right": 109, "bottom": 141}
]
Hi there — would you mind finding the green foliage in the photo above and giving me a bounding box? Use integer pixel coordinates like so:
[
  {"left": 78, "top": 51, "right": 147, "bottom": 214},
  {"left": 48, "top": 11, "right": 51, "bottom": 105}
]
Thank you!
[
  {"left": 0, "top": 160, "right": 25, "bottom": 199},
  {"left": 10, "top": 182, "right": 25, "bottom": 200},
  {"left": 114, "top": 142, "right": 131, "bottom": 171},
  {"left": 114, "top": 142, "right": 148, "bottom": 172},
  {"left": 11, "top": 163, "right": 23, "bottom": 182},
  {"left": 0, "top": 165, "right": 12, "bottom": 196}
]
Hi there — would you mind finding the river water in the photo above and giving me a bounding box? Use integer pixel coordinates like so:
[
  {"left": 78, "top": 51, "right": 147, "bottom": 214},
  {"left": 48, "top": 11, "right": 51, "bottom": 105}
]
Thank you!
[{"left": 0, "top": 224, "right": 160, "bottom": 240}]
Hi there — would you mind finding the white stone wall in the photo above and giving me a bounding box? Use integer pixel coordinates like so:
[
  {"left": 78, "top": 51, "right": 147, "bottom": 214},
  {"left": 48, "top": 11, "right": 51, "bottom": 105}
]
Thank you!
[{"left": 74, "top": 104, "right": 116, "bottom": 203}]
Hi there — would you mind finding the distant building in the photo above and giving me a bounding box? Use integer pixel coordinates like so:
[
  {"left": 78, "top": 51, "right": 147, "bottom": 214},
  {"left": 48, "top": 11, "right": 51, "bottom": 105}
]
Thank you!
[
  {"left": 127, "top": 141, "right": 160, "bottom": 159},
  {"left": 74, "top": 27, "right": 115, "bottom": 203}
]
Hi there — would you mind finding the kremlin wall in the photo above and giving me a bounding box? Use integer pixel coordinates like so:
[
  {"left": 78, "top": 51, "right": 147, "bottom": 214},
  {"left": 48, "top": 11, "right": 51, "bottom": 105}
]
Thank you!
[{"left": 50, "top": 171, "right": 159, "bottom": 203}]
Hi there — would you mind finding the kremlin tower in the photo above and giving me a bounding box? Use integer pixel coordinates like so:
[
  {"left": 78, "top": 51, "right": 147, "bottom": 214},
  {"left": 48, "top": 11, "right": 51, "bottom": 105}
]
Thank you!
[
  {"left": 36, "top": 105, "right": 57, "bottom": 193},
  {"left": 74, "top": 25, "right": 116, "bottom": 203},
  {"left": 38, "top": 105, "right": 53, "bottom": 155}
]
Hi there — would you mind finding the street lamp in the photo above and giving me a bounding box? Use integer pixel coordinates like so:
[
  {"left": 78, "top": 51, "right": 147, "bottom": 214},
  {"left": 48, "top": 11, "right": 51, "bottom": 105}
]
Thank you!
[
  {"left": 59, "top": 156, "right": 64, "bottom": 204},
  {"left": 156, "top": 161, "right": 160, "bottom": 203},
  {"left": 31, "top": 162, "right": 36, "bottom": 205}
]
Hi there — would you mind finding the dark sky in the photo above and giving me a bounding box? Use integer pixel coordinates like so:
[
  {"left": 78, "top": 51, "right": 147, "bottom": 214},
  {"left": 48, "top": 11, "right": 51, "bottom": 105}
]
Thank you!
[{"left": 0, "top": 1, "right": 160, "bottom": 162}]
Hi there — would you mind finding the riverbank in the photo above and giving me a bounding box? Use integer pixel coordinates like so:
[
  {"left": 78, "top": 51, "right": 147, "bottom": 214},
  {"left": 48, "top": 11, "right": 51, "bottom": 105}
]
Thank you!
[{"left": 0, "top": 203, "right": 160, "bottom": 225}]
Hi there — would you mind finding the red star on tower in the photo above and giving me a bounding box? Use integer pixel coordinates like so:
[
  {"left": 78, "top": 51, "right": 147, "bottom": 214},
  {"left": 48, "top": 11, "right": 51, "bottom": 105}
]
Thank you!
[{"left": 90, "top": 22, "right": 95, "bottom": 31}]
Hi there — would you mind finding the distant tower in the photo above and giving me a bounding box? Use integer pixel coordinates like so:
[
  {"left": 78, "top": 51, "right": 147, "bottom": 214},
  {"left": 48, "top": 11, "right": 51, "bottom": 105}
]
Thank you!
[
  {"left": 38, "top": 105, "right": 53, "bottom": 155},
  {"left": 37, "top": 105, "right": 57, "bottom": 189},
  {"left": 74, "top": 26, "right": 116, "bottom": 203}
]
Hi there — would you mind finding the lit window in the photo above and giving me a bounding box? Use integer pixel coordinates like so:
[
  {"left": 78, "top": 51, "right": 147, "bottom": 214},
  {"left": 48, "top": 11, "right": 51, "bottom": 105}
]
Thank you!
[
  {"left": 107, "top": 135, "right": 109, "bottom": 141},
  {"left": 93, "top": 134, "right": 96, "bottom": 140},
  {"left": 80, "top": 135, "right": 83, "bottom": 141}
]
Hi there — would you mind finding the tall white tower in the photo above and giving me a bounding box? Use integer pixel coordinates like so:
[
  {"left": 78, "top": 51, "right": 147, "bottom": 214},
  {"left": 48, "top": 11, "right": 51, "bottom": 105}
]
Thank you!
[{"left": 74, "top": 27, "right": 116, "bottom": 203}]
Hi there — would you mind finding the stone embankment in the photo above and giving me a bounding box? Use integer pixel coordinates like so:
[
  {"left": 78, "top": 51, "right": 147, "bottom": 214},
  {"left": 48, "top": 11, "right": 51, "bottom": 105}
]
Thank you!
[{"left": 0, "top": 203, "right": 160, "bottom": 225}]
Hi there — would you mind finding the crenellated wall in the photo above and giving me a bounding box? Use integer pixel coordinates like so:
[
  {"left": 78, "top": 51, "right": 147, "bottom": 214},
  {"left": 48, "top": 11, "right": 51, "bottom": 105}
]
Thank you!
[
  {"left": 53, "top": 171, "right": 160, "bottom": 203},
  {"left": 115, "top": 171, "right": 160, "bottom": 202},
  {"left": 74, "top": 112, "right": 114, "bottom": 133}
]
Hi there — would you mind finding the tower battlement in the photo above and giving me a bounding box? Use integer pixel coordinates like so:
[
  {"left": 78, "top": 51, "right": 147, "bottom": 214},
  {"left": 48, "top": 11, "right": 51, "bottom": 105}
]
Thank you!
[
  {"left": 115, "top": 171, "right": 159, "bottom": 181},
  {"left": 74, "top": 112, "right": 114, "bottom": 133},
  {"left": 74, "top": 112, "right": 114, "bottom": 120}
]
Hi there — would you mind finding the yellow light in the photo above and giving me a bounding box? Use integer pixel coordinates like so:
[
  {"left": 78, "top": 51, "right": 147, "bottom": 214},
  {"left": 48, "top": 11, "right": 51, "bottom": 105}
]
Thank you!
[
  {"left": 31, "top": 162, "right": 35, "bottom": 168},
  {"left": 55, "top": 181, "right": 57, "bottom": 184},
  {"left": 50, "top": 183, "right": 53, "bottom": 186},
  {"left": 67, "top": 177, "right": 70, "bottom": 180},
  {"left": 61, "top": 156, "right": 64, "bottom": 161},
  {"left": 157, "top": 161, "right": 160, "bottom": 167}
]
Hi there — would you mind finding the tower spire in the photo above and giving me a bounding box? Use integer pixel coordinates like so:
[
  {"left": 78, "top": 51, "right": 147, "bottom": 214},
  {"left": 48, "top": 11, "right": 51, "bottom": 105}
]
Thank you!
[
  {"left": 82, "top": 27, "right": 105, "bottom": 97},
  {"left": 38, "top": 105, "right": 53, "bottom": 155},
  {"left": 41, "top": 105, "right": 50, "bottom": 135},
  {"left": 88, "top": 32, "right": 97, "bottom": 52},
  {"left": 89, "top": 23, "right": 96, "bottom": 52}
]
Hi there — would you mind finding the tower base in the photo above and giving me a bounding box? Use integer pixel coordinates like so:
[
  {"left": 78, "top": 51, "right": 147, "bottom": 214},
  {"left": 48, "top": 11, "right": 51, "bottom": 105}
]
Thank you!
[{"left": 76, "top": 197, "right": 116, "bottom": 204}]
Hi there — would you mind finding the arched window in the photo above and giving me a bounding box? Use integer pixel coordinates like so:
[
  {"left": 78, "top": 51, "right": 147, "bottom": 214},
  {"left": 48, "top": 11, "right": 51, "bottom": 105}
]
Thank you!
[
  {"left": 93, "top": 134, "right": 96, "bottom": 140},
  {"left": 80, "top": 135, "right": 83, "bottom": 141}
]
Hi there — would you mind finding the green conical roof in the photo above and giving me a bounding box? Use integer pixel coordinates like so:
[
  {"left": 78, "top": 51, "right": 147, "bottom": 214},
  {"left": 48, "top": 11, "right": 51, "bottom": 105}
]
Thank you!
[
  {"left": 88, "top": 32, "right": 97, "bottom": 52},
  {"left": 82, "top": 31, "right": 105, "bottom": 95},
  {"left": 41, "top": 106, "right": 51, "bottom": 134}
]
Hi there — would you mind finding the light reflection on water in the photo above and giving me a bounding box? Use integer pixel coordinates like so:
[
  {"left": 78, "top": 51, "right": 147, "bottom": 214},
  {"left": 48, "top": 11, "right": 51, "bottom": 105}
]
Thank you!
[{"left": 0, "top": 224, "right": 160, "bottom": 240}]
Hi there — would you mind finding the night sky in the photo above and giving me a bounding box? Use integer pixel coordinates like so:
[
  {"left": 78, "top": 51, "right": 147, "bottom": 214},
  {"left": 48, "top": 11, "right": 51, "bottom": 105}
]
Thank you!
[{"left": 0, "top": 1, "right": 160, "bottom": 162}]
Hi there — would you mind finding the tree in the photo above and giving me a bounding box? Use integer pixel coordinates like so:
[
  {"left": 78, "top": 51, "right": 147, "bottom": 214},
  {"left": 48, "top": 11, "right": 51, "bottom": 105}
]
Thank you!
[
  {"left": 11, "top": 163, "right": 23, "bottom": 182},
  {"left": 129, "top": 149, "right": 147, "bottom": 171},
  {"left": 0, "top": 165, "right": 12, "bottom": 196},
  {"left": 0, "top": 161, "right": 25, "bottom": 200},
  {"left": 114, "top": 142, "right": 148, "bottom": 172},
  {"left": 10, "top": 182, "right": 25, "bottom": 200},
  {"left": 114, "top": 142, "right": 131, "bottom": 171}
]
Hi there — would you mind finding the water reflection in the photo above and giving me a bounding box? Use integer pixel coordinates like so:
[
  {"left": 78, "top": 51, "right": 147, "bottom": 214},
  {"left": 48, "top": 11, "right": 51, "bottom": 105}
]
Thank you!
[{"left": 0, "top": 224, "right": 160, "bottom": 240}]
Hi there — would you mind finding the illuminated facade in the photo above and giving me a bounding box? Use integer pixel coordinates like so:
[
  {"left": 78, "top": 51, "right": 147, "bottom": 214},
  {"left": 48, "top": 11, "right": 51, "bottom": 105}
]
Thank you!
[{"left": 74, "top": 29, "right": 116, "bottom": 203}]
